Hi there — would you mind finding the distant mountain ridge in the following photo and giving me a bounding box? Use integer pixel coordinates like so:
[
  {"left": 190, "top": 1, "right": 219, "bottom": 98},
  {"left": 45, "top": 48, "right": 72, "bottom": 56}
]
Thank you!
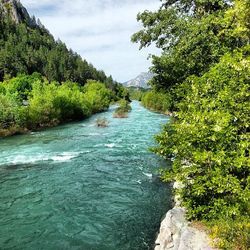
[{"left": 124, "top": 72, "right": 153, "bottom": 89}]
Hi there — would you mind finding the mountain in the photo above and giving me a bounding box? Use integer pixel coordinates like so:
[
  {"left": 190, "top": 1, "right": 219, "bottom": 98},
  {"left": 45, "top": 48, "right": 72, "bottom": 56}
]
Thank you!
[
  {"left": 0, "top": 0, "right": 28, "bottom": 23},
  {"left": 123, "top": 72, "right": 153, "bottom": 89},
  {"left": 0, "top": 0, "right": 119, "bottom": 89}
]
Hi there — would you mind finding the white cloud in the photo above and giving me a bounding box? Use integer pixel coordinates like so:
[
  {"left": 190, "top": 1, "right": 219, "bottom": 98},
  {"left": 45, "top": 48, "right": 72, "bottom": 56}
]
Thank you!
[{"left": 21, "top": 0, "right": 161, "bottom": 82}]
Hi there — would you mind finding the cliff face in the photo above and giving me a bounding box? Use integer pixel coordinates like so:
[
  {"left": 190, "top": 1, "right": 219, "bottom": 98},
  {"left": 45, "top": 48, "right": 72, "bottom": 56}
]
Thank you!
[{"left": 0, "top": 0, "right": 35, "bottom": 25}]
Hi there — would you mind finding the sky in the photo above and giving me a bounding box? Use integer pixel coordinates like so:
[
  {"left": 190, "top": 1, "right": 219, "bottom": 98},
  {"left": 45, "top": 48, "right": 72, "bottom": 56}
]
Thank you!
[{"left": 21, "top": 0, "right": 161, "bottom": 82}]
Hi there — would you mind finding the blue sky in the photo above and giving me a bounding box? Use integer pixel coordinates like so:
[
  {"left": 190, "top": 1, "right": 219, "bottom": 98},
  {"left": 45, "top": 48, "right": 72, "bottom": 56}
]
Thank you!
[{"left": 21, "top": 0, "right": 161, "bottom": 82}]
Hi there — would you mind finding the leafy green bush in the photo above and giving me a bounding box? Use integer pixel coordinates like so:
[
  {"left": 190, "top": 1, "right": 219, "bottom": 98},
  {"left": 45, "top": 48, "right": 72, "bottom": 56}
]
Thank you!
[
  {"left": 54, "top": 82, "right": 91, "bottom": 121},
  {"left": 0, "top": 75, "right": 113, "bottom": 135},
  {"left": 28, "top": 80, "right": 112, "bottom": 129},
  {"left": 154, "top": 50, "right": 250, "bottom": 248},
  {"left": 118, "top": 99, "right": 132, "bottom": 112},
  {"left": 209, "top": 216, "right": 250, "bottom": 250},
  {"left": 141, "top": 90, "right": 172, "bottom": 113},
  {"left": 0, "top": 93, "right": 27, "bottom": 136},
  {"left": 83, "top": 80, "right": 112, "bottom": 113},
  {"left": 27, "top": 81, "right": 61, "bottom": 128},
  {"left": 4, "top": 73, "right": 42, "bottom": 101},
  {"left": 155, "top": 51, "right": 249, "bottom": 219},
  {"left": 113, "top": 99, "right": 132, "bottom": 118},
  {"left": 127, "top": 87, "right": 146, "bottom": 101}
]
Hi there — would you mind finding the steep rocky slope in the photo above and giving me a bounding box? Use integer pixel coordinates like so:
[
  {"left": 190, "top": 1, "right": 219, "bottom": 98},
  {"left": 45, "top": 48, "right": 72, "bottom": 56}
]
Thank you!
[{"left": 124, "top": 72, "right": 153, "bottom": 89}]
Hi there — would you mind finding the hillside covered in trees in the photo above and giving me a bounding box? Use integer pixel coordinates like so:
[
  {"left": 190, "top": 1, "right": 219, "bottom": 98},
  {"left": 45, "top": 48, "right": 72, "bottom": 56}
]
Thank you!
[
  {"left": 0, "top": 0, "right": 127, "bottom": 136},
  {"left": 0, "top": 0, "right": 119, "bottom": 87},
  {"left": 133, "top": 0, "right": 249, "bottom": 249}
]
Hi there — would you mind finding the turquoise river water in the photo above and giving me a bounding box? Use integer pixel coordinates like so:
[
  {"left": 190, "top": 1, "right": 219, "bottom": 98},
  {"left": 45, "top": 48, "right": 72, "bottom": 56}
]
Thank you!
[{"left": 0, "top": 101, "right": 172, "bottom": 250}]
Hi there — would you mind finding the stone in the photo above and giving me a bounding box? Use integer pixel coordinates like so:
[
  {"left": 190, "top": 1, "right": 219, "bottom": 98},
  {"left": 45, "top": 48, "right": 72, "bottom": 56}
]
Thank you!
[
  {"left": 155, "top": 182, "right": 216, "bottom": 250},
  {"left": 0, "top": 0, "right": 35, "bottom": 26}
]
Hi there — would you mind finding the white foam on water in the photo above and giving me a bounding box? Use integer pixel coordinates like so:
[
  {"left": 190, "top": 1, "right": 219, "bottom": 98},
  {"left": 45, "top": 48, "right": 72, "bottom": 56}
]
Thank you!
[
  {"left": 88, "top": 133, "right": 101, "bottom": 136},
  {"left": 143, "top": 172, "right": 153, "bottom": 178},
  {"left": 8, "top": 155, "right": 47, "bottom": 165},
  {"left": 105, "top": 143, "right": 115, "bottom": 148},
  {"left": 51, "top": 152, "right": 80, "bottom": 162},
  {"left": 1, "top": 151, "right": 81, "bottom": 166},
  {"left": 136, "top": 180, "right": 142, "bottom": 184}
]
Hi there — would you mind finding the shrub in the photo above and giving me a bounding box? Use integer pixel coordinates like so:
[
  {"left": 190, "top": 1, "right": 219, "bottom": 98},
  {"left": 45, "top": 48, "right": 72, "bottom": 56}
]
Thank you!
[
  {"left": 0, "top": 93, "right": 27, "bottom": 136},
  {"left": 141, "top": 90, "right": 172, "bottom": 113},
  {"left": 83, "top": 80, "right": 112, "bottom": 113},
  {"left": 113, "top": 99, "right": 131, "bottom": 118},
  {"left": 154, "top": 50, "right": 250, "bottom": 247},
  {"left": 54, "top": 83, "right": 91, "bottom": 121},
  {"left": 209, "top": 216, "right": 250, "bottom": 250},
  {"left": 0, "top": 75, "right": 114, "bottom": 133},
  {"left": 3, "top": 73, "right": 42, "bottom": 101},
  {"left": 96, "top": 118, "right": 109, "bottom": 127},
  {"left": 27, "top": 81, "right": 61, "bottom": 128}
]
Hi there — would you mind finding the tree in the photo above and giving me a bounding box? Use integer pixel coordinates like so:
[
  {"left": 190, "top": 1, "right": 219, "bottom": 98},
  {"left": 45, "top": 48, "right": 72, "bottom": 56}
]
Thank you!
[
  {"left": 133, "top": 1, "right": 250, "bottom": 248},
  {"left": 132, "top": 0, "right": 236, "bottom": 90},
  {"left": 83, "top": 80, "right": 112, "bottom": 113},
  {"left": 0, "top": 4, "right": 120, "bottom": 91}
]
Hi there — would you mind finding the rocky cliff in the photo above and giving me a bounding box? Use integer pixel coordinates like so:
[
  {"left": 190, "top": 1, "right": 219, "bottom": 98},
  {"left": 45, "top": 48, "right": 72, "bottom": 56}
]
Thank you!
[
  {"left": 123, "top": 72, "right": 153, "bottom": 89},
  {"left": 0, "top": 0, "right": 35, "bottom": 26}
]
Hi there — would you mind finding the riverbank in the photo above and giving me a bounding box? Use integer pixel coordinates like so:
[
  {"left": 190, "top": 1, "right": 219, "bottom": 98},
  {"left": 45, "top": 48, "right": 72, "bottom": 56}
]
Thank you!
[
  {"left": 0, "top": 107, "right": 110, "bottom": 138},
  {"left": 137, "top": 102, "right": 214, "bottom": 249},
  {"left": 155, "top": 182, "right": 216, "bottom": 250},
  {"left": 0, "top": 75, "right": 116, "bottom": 139}
]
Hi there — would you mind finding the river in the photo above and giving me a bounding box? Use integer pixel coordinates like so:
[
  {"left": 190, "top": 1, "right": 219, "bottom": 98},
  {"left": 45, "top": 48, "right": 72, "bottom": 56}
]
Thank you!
[{"left": 0, "top": 101, "right": 172, "bottom": 250}]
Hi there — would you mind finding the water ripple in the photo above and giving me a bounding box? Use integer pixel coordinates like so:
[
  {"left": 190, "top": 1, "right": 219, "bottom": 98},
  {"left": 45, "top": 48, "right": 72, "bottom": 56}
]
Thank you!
[{"left": 0, "top": 101, "right": 172, "bottom": 250}]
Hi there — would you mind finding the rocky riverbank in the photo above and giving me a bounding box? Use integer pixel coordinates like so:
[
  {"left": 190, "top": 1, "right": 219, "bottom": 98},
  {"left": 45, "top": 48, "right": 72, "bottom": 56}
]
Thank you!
[{"left": 155, "top": 183, "right": 216, "bottom": 250}]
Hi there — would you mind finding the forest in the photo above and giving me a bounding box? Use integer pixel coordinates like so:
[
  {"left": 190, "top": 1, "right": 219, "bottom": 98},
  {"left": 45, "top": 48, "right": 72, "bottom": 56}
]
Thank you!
[
  {"left": 0, "top": 2, "right": 126, "bottom": 136},
  {"left": 0, "top": 2, "right": 118, "bottom": 86},
  {"left": 132, "top": 0, "right": 249, "bottom": 248}
]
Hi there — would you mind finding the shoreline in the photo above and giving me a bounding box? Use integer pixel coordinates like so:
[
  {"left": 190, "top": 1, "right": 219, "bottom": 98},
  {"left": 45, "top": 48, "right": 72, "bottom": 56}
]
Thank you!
[
  {"left": 154, "top": 182, "right": 216, "bottom": 250},
  {"left": 0, "top": 107, "right": 111, "bottom": 139}
]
